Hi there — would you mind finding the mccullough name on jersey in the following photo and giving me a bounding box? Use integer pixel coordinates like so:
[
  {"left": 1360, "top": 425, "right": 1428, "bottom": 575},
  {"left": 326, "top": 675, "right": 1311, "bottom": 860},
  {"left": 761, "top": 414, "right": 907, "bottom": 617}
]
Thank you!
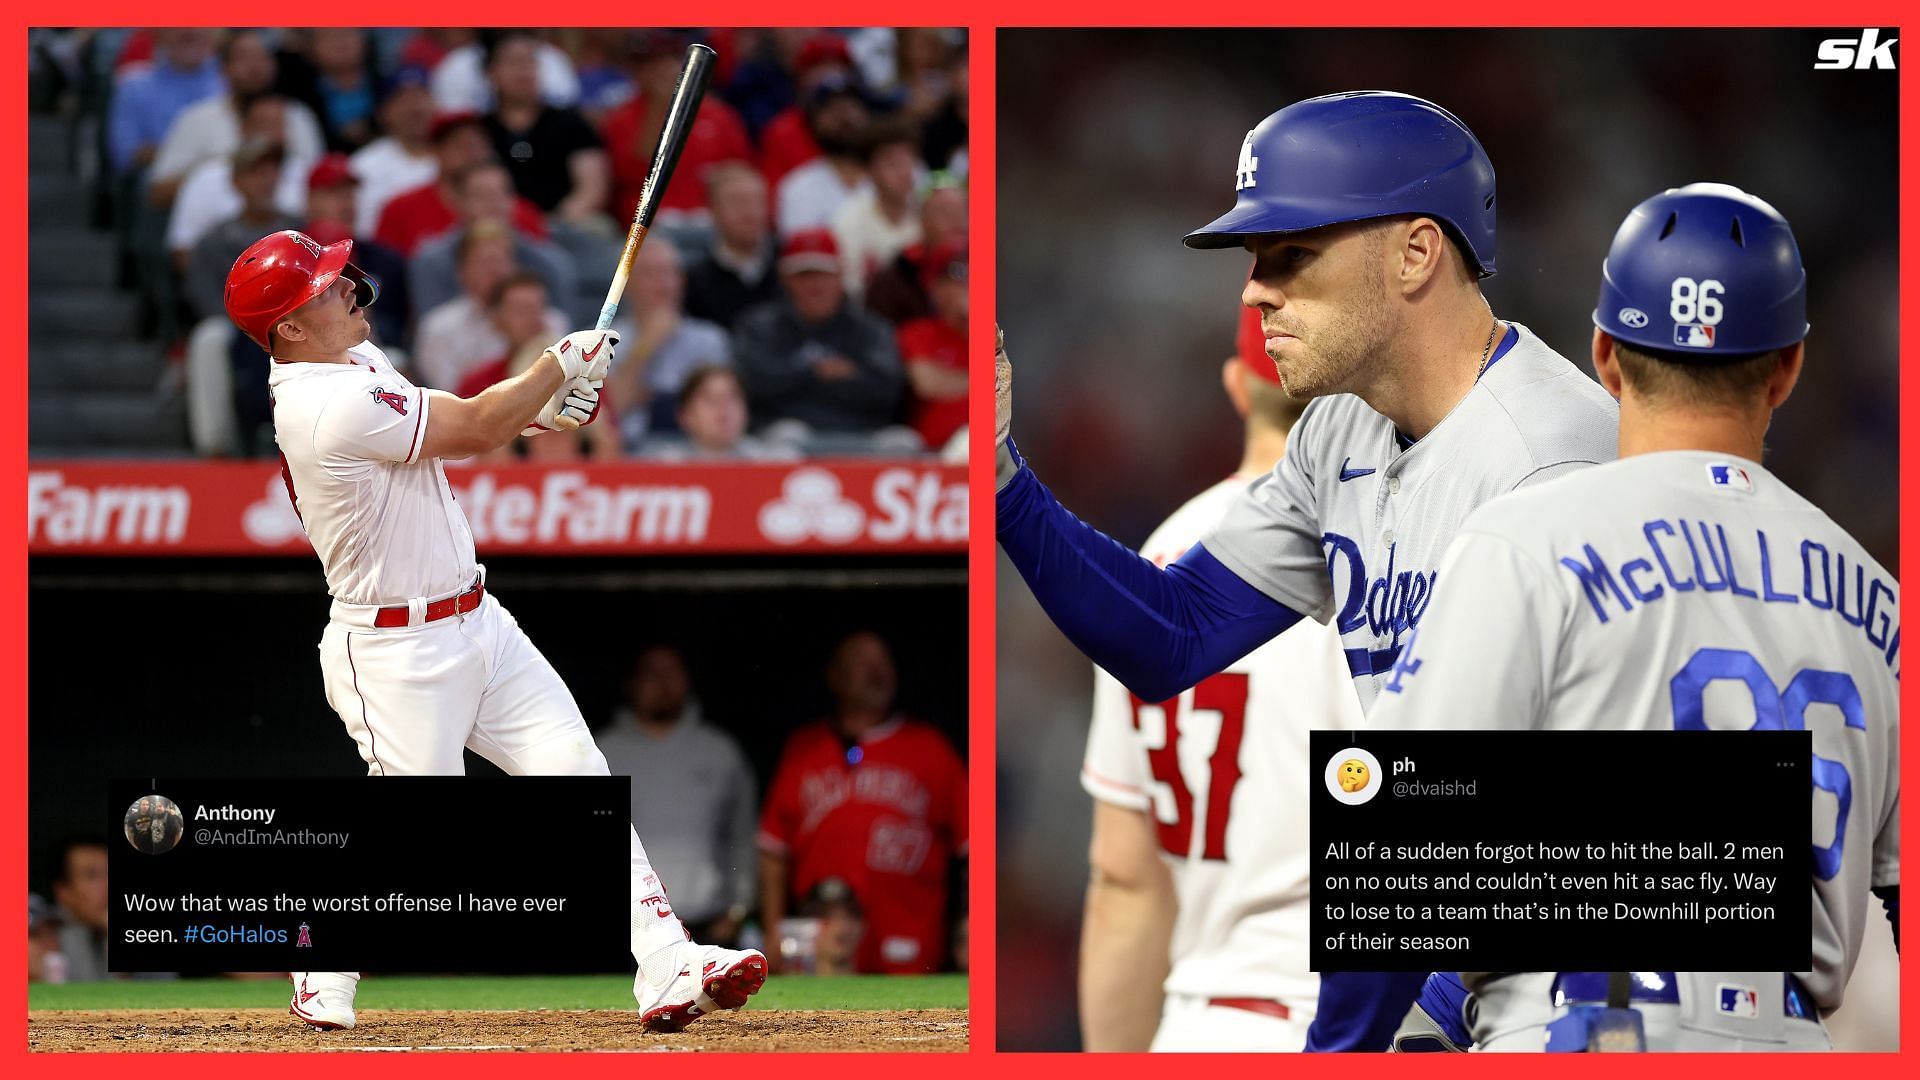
[{"left": 1560, "top": 519, "right": 1899, "bottom": 673}]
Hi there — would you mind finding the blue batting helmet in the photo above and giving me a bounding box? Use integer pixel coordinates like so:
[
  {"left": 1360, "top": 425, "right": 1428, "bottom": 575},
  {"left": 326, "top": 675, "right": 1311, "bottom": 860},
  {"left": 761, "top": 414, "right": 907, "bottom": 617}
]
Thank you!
[
  {"left": 1183, "top": 91, "right": 1498, "bottom": 277},
  {"left": 1593, "top": 183, "right": 1808, "bottom": 357}
]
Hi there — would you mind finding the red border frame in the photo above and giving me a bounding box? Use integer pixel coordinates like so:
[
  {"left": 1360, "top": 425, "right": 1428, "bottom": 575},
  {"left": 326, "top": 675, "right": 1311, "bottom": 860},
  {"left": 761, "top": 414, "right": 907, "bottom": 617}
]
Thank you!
[
  {"left": 6, "top": 10, "right": 1914, "bottom": 1078},
  {"left": 979, "top": 15, "right": 1913, "bottom": 1074}
]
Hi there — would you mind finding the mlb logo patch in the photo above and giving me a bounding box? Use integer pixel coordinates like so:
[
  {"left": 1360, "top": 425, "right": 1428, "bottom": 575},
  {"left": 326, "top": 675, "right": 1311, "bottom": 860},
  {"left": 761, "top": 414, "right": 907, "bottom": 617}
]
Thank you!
[
  {"left": 1706, "top": 463, "right": 1754, "bottom": 494},
  {"left": 1674, "top": 323, "right": 1716, "bottom": 348},
  {"left": 1717, "top": 984, "right": 1759, "bottom": 1019}
]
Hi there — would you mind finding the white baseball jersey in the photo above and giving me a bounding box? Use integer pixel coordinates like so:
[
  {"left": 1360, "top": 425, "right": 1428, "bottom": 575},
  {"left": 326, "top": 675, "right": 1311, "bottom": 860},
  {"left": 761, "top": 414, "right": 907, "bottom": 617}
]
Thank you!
[
  {"left": 1202, "top": 325, "right": 1620, "bottom": 710},
  {"left": 269, "top": 341, "right": 477, "bottom": 606},
  {"left": 268, "top": 339, "right": 708, "bottom": 1014},
  {"left": 1370, "top": 452, "right": 1900, "bottom": 1012},
  {"left": 1084, "top": 475, "right": 1366, "bottom": 1007}
]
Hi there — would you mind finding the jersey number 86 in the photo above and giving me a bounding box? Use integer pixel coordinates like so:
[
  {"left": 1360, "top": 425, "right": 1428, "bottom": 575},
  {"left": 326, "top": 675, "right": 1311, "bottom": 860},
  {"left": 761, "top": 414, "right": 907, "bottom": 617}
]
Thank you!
[{"left": 1669, "top": 647, "right": 1864, "bottom": 881}]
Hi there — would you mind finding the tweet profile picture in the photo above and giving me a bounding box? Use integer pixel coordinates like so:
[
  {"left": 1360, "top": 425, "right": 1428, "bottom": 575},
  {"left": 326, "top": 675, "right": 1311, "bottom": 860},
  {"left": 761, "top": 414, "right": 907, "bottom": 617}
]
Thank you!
[
  {"left": 124, "top": 795, "right": 185, "bottom": 855},
  {"left": 1324, "top": 748, "right": 1383, "bottom": 806}
]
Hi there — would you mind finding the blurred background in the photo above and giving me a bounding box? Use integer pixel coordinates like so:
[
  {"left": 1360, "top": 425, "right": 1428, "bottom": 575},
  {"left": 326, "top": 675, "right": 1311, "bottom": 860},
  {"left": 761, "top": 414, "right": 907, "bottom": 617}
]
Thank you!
[
  {"left": 996, "top": 28, "right": 1897, "bottom": 1051},
  {"left": 28, "top": 27, "right": 970, "bottom": 987}
]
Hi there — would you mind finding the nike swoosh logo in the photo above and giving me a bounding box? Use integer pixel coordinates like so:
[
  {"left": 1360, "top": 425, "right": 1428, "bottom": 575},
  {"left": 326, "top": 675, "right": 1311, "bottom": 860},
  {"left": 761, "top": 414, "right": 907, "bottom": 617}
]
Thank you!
[
  {"left": 582, "top": 339, "right": 605, "bottom": 364},
  {"left": 298, "top": 983, "right": 319, "bottom": 1005},
  {"left": 1338, "top": 457, "right": 1376, "bottom": 482}
]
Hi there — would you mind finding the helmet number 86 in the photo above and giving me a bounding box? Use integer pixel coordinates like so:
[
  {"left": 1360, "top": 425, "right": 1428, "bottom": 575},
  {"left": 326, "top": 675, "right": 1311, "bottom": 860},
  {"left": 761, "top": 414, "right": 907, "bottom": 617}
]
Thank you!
[{"left": 1670, "top": 277, "right": 1725, "bottom": 325}]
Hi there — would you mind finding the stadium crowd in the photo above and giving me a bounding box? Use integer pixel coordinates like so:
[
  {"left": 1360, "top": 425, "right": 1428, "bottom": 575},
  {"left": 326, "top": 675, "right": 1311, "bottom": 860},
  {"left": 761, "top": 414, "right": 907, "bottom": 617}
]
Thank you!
[{"left": 42, "top": 27, "right": 970, "bottom": 461}]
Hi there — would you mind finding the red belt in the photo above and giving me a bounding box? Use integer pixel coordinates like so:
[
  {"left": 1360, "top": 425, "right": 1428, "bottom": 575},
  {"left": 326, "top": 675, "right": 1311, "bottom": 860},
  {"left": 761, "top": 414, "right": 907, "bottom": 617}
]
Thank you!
[
  {"left": 1209, "top": 997, "right": 1291, "bottom": 1019},
  {"left": 372, "top": 579, "right": 485, "bottom": 628}
]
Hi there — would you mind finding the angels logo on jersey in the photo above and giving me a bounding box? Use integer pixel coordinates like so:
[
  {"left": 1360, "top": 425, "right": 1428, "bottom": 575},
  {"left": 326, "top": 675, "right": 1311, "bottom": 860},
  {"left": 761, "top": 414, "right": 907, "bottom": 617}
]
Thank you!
[{"left": 369, "top": 387, "right": 409, "bottom": 416}]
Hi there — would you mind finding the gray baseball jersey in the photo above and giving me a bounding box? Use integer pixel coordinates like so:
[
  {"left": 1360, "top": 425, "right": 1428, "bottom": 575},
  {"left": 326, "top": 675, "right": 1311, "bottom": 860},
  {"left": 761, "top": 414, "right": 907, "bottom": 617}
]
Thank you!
[
  {"left": 1202, "top": 324, "right": 1620, "bottom": 710},
  {"left": 1370, "top": 452, "right": 1900, "bottom": 1012}
]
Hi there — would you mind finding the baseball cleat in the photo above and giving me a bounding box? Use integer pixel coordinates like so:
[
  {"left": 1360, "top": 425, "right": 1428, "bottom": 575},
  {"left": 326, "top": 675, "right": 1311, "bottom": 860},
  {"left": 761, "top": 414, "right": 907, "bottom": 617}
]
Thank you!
[
  {"left": 289, "top": 971, "right": 360, "bottom": 1030},
  {"left": 694, "top": 946, "right": 768, "bottom": 1011},
  {"left": 638, "top": 946, "right": 768, "bottom": 1033}
]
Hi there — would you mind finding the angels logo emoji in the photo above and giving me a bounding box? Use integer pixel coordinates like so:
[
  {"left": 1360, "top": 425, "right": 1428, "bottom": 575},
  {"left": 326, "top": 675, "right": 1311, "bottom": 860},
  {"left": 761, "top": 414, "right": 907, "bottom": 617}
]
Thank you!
[{"left": 369, "top": 387, "right": 409, "bottom": 416}]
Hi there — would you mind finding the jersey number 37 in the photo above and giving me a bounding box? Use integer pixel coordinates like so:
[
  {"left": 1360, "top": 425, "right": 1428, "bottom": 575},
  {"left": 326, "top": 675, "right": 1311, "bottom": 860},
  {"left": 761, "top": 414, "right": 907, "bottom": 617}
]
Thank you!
[{"left": 1128, "top": 673, "right": 1249, "bottom": 861}]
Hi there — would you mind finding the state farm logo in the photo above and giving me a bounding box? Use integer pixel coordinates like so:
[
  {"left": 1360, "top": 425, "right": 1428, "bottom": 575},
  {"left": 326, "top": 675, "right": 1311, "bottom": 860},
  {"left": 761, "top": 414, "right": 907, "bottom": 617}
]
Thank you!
[
  {"left": 243, "top": 477, "right": 307, "bottom": 545},
  {"left": 759, "top": 468, "right": 866, "bottom": 544},
  {"left": 758, "top": 467, "right": 967, "bottom": 546},
  {"left": 28, "top": 471, "right": 189, "bottom": 545},
  {"left": 454, "top": 471, "right": 710, "bottom": 545}
]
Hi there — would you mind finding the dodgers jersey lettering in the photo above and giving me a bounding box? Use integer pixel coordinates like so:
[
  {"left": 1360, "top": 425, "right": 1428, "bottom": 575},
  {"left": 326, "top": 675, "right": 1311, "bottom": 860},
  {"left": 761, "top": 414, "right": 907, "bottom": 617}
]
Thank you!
[
  {"left": 1083, "top": 475, "right": 1365, "bottom": 1005},
  {"left": 269, "top": 340, "right": 478, "bottom": 606},
  {"left": 1371, "top": 452, "right": 1900, "bottom": 1011},
  {"left": 1201, "top": 325, "right": 1619, "bottom": 708}
]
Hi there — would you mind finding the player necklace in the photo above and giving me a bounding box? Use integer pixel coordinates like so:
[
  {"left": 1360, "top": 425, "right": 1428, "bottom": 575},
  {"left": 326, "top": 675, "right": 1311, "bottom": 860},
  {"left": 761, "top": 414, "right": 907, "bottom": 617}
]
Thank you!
[{"left": 1476, "top": 318, "right": 1502, "bottom": 379}]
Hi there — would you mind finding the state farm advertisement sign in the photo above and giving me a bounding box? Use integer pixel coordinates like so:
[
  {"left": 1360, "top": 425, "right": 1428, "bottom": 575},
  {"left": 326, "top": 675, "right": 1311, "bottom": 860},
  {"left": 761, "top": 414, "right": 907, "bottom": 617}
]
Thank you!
[{"left": 28, "top": 461, "right": 967, "bottom": 556}]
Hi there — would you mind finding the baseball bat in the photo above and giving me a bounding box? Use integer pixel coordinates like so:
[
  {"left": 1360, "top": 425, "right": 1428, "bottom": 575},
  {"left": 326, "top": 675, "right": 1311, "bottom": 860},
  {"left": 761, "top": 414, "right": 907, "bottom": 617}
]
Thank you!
[{"left": 595, "top": 43, "right": 718, "bottom": 330}]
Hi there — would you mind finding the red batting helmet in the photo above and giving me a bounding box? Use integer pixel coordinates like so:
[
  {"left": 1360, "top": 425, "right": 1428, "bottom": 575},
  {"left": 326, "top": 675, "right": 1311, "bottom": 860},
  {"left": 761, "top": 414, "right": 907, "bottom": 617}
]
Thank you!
[
  {"left": 224, "top": 230, "right": 379, "bottom": 350},
  {"left": 1235, "top": 304, "right": 1282, "bottom": 385}
]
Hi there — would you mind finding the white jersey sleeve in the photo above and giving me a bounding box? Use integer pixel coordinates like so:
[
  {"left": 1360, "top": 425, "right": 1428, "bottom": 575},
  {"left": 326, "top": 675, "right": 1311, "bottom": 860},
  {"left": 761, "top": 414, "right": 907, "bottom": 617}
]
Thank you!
[
  {"left": 1083, "top": 667, "right": 1151, "bottom": 810},
  {"left": 1368, "top": 530, "right": 1566, "bottom": 730},
  {"left": 312, "top": 380, "right": 432, "bottom": 467}
]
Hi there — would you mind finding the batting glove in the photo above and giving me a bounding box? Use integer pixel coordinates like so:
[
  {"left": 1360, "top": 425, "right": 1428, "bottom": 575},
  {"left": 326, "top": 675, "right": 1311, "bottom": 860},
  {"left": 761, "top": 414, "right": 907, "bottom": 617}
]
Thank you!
[
  {"left": 994, "top": 325, "right": 1012, "bottom": 450},
  {"left": 549, "top": 329, "right": 619, "bottom": 382},
  {"left": 995, "top": 325, "right": 1022, "bottom": 490},
  {"left": 524, "top": 377, "right": 602, "bottom": 436}
]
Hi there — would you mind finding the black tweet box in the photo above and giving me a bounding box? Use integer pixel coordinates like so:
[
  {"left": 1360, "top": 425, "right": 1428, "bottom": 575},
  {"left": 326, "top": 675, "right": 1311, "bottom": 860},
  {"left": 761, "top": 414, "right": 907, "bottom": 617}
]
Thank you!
[
  {"left": 1308, "top": 730, "right": 1811, "bottom": 972},
  {"left": 108, "top": 777, "right": 629, "bottom": 973}
]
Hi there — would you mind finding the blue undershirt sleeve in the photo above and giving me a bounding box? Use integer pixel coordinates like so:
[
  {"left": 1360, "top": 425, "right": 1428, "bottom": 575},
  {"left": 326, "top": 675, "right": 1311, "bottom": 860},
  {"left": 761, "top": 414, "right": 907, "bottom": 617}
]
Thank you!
[
  {"left": 1306, "top": 971, "right": 1428, "bottom": 1052},
  {"left": 995, "top": 439, "right": 1303, "bottom": 702}
]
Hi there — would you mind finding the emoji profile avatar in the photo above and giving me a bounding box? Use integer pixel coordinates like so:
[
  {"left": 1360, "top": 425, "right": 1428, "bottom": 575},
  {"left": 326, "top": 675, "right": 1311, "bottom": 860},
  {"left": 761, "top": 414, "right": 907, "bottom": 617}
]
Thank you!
[
  {"left": 1325, "top": 747, "right": 1383, "bottom": 806},
  {"left": 1338, "top": 758, "right": 1370, "bottom": 792}
]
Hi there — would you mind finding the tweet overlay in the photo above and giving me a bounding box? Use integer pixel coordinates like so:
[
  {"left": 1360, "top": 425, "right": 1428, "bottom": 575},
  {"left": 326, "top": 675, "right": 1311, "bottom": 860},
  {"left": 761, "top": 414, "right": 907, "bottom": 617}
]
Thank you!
[
  {"left": 108, "top": 778, "right": 628, "bottom": 972},
  {"left": 1308, "top": 731, "right": 1810, "bottom": 971}
]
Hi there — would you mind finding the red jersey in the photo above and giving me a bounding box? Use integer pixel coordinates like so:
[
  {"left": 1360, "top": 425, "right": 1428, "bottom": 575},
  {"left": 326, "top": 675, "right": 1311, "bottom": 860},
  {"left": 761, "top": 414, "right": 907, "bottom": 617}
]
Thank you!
[
  {"left": 759, "top": 717, "right": 967, "bottom": 974},
  {"left": 757, "top": 107, "right": 820, "bottom": 189},
  {"left": 602, "top": 96, "right": 753, "bottom": 222},
  {"left": 374, "top": 181, "right": 550, "bottom": 257},
  {"left": 897, "top": 316, "right": 969, "bottom": 450}
]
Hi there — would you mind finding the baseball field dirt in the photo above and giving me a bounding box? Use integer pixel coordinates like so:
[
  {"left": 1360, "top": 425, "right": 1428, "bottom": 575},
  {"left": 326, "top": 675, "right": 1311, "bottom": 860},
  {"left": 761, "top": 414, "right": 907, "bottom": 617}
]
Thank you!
[
  {"left": 29, "top": 1007, "right": 967, "bottom": 1052},
  {"left": 28, "top": 973, "right": 968, "bottom": 1052}
]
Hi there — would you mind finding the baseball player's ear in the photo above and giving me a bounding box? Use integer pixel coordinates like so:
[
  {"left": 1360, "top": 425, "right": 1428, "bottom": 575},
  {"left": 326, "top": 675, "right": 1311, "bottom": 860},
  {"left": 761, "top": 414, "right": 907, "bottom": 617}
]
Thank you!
[
  {"left": 1591, "top": 329, "right": 1625, "bottom": 400},
  {"left": 1396, "top": 217, "right": 1445, "bottom": 293},
  {"left": 1766, "top": 343, "right": 1806, "bottom": 410},
  {"left": 1221, "top": 358, "right": 1253, "bottom": 420}
]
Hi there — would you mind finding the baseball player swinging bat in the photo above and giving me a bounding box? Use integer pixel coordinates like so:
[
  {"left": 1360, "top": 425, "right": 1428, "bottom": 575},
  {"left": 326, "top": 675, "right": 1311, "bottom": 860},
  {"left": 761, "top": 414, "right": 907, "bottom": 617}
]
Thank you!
[{"left": 594, "top": 42, "right": 716, "bottom": 333}]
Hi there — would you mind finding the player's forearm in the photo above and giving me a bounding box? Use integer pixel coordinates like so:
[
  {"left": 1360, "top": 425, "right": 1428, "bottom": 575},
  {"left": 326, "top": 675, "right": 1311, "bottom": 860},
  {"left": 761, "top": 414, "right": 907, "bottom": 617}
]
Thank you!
[
  {"left": 1079, "top": 875, "right": 1173, "bottom": 1050},
  {"left": 421, "top": 353, "right": 570, "bottom": 459},
  {"left": 472, "top": 352, "right": 569, "bottom": 446},
  {"left": 996, "top": 441, "right": 1302, "bottom": 701}
]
